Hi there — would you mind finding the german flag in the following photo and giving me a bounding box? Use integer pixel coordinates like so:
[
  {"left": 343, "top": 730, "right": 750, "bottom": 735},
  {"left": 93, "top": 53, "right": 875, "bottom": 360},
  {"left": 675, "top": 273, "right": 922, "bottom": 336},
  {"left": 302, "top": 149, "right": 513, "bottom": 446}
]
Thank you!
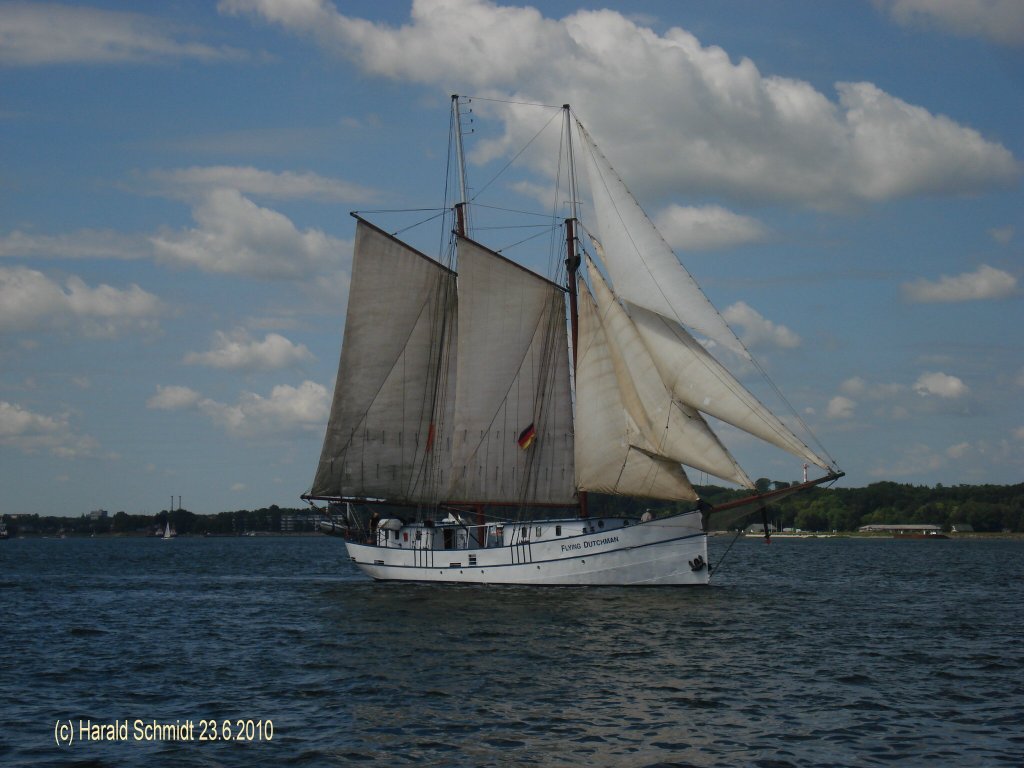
[{"left": 517, "top": 423, "right": 537, "bottom": 450}]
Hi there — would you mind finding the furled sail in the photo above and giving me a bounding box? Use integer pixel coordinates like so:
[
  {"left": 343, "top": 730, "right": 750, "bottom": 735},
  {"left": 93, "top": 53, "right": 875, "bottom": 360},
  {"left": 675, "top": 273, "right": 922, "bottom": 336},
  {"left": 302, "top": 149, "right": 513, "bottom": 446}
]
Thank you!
[
  {"left": 574, "top": 275, "right": 697, "bottom": 500},
  {"left": 447, "top": 236, "right": 575, "bottom": 504},
  {"left": 311, "top": 218, "right": 456, "bottom": 502},
  {"left": 577, "top": 121, "right": 749, "bottom": 360},
  {"left": 586, "top": 258, "right": 753, "bottom": 488}
]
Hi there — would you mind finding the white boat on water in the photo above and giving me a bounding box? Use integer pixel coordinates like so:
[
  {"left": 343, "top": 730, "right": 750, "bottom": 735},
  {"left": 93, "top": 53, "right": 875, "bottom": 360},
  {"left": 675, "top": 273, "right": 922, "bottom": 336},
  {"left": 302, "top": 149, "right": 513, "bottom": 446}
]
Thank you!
[
  {"left": 303, "top": 98, "right": 842, "bottom": 585},
  {"left": 162, "top": 520, "right": 175, "bottom": 539}
]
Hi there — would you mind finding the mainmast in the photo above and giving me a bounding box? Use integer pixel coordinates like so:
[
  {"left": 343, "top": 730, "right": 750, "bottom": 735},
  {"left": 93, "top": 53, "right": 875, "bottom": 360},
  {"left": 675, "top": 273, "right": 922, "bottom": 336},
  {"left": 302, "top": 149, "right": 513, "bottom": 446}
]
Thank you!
[
  {"left": 451, "top": 94, "right": 471, "bottom": 237},
  {"left": 563, "top": 104, "right": 588, "bottom": 518}
]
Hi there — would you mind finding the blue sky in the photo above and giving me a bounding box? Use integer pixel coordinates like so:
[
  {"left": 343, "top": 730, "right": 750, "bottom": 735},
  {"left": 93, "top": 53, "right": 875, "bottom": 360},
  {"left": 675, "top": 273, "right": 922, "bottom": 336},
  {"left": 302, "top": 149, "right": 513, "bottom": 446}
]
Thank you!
[{"left": 1, "top": 0, "right": 1021, "bottom": 517}]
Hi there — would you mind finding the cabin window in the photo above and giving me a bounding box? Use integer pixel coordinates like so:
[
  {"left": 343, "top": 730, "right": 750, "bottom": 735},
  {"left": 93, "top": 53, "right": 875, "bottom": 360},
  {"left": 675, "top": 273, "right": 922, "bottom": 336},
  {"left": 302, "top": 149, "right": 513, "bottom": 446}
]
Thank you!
[
  {"left": 555, "top": 525, "right": 562, "bottom": 536},
  {"left": 469, "top": 555, "right": 477, "bottom": 566},
  {"left": 415, "top": 530, "right": 422, "bottom": 541},
  {"left": 536, "top": 526, "right": 543, "bottom": 537},
  {"left": 598, "top": 519, "right": 605, "bottom": 528},
  {"left": 393, "top": 529, "right": 399, "bottom": 540}
]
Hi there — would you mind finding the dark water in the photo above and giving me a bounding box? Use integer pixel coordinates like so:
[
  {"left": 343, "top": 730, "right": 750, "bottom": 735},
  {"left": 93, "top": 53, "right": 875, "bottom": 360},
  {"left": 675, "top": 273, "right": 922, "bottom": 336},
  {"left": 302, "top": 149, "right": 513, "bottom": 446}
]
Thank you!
[{"left": 2, "top": 535, "right": 1022, "bottom": 767}]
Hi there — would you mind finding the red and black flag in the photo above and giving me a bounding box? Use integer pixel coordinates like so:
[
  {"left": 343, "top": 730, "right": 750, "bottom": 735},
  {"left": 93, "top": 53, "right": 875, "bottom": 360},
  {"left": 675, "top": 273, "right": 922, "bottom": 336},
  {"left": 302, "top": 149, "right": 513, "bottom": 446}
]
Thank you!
[{"left": 517, "top": 423, "right": 537, "bottom": 450}]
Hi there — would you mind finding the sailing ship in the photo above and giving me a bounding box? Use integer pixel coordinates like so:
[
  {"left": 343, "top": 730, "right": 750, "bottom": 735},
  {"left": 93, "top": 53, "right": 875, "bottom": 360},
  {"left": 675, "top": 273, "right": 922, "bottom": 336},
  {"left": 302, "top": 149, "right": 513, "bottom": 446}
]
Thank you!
[
  {"left": 303, "top": 97, "right": 843, "bottom": 585},
  {"left": 162, "top": 520, "right": 175, "bottom": 539}
]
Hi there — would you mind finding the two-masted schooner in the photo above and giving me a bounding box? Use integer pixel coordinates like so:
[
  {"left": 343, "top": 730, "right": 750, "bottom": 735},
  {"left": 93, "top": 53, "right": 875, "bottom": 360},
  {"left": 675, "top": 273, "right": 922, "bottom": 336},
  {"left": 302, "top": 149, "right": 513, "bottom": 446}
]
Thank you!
[{"left": 303, "top": 97, "right": 843, "bottom": 585}]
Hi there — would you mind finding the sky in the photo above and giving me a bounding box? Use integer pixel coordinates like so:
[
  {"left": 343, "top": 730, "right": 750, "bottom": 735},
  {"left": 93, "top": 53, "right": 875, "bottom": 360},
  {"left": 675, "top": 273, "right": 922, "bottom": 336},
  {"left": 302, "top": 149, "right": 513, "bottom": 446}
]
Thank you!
[{"left": 1, "top": 0, "right": 1022, "bottom": 517}]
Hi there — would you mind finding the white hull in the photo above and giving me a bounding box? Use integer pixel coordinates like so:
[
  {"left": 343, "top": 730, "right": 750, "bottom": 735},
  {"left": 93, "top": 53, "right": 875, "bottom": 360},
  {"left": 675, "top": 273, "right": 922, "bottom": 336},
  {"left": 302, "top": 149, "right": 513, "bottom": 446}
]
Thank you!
[{"left": 344, "top": 510, "right": 710, "bottom": 586}]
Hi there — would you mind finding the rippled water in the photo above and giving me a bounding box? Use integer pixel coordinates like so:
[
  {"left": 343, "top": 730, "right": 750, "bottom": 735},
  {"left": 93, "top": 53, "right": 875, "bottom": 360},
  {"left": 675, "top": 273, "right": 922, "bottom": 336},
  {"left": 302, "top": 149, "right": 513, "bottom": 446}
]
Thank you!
[{"left": 2, "top": 535, "right": 1022, "bottom": 766}]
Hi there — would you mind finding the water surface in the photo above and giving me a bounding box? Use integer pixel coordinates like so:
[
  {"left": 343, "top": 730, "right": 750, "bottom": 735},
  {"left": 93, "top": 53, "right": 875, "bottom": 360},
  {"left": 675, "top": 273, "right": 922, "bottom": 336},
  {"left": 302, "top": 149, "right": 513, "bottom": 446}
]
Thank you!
[{"left": 2, "top": 535, "right": 1021, "bottom": 766}]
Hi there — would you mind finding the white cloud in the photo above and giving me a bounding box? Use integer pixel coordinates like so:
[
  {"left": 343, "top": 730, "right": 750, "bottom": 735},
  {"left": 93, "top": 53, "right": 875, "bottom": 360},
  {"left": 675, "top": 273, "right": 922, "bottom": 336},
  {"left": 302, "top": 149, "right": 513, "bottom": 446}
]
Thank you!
[
  {"left": 150, "top": 189, "right": 348, "bottom": 279},
  {"left": 989, "top": 226, "right": 1014, "bottom": 245},
  {"left": 878, "top": 0, "right": 1024, "bottom": 46},
  {"left": 198, "top": 380, "right": 330, "bottom": 437},
  {"left": 147, "top": 380, "right": 330, "bottom": 436},
  {"left": 147, "top": 385, "right": 202, "bottom": 411},
  {"left": 0, "top": 3, "right": 246, "bottom": 66},
  {"left": 653, "top": 205, "right": 770, "bottom": 250},
  {"left": 946, "top": 441, "right": 971, "bottom": 459},
  {"left": 913, "top": 371, "right": 969, "bottom": 398},
  {"left": 0, "top": 400, "right": 102, "bottom": 458},
  {"left": 184, "top": 331, "right": 314, "bottom": 371},
  {"left": 0, "top": 229, "right": 147, "bottom": 260},
  {"left": 722, "top": 301, "right": 800, "bottom": 349},
  {"left": 839, "top": 377, "right": 867, "bottom": 396},
  {"left": 0, "top": 400, "right": 63, "bottom": 437},
  {"left": 0, "top": 266, "right": 162, "bottom": 336},
  {"left": 841, "top": 377, "right": 905, "bottom": 400},
  {"left": 827, "top": 395, "right": 856, "bottom": 419},
  {"left": 902, "top": 264, "right": 1016, "bottom": 302},
  {"left": 146, "top": 166, "right": 376, "bottom": 203},
  {"left": 223, "top": 0, "right": 1019, "bottom": 208},
  {"left": 869, "top": 443, "right": 947, "bottom": 478}
]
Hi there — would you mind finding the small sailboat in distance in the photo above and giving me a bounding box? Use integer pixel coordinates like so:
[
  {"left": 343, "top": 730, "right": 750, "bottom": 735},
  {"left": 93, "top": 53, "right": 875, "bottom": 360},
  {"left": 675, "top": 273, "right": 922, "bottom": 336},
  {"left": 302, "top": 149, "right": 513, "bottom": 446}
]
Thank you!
[{"left": 303, "top": 97, "right": 843, "bottom": 585}]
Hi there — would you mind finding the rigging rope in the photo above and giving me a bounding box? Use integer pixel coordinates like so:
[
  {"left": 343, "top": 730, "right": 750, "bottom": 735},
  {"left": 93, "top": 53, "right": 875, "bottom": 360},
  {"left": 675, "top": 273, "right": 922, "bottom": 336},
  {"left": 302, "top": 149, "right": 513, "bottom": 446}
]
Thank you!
[{"left": 710, "top": 527, "right": 744, "bottom": 576}]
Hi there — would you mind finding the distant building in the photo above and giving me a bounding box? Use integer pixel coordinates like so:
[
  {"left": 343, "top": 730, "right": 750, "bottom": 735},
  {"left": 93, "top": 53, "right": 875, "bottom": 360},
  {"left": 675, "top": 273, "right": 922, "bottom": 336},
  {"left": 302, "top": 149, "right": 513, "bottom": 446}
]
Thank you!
[
  {"left": 89, "top": 509, "right": 108, "bottom": 520},
  {"left": 858, "top": 524, "right": 942, "bottom": 534}
]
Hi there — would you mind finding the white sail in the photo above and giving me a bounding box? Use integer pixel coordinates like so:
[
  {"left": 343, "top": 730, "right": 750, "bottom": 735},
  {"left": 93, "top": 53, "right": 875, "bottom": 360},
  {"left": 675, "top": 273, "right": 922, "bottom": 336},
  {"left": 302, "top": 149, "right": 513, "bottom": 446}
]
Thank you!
[
  {"left": 628, "top": 301, "right": 831, "bottom": 470},
  {"left": 577, "top": 121, "right": 749, "bottom": 359},
  {"left": 447, "top": 236, "right": 575, "bottom": 504},
  {"left": 311, "top": 219, "right": 456, "bottom": 502},
  {"left": 586, "top": 259, "right": 753, "bottom": 488},
  {"left": 574, "top": 275, "right": 697, "bottom": 500},
  {"left": 303, "top": 102, "right": 844, "bottom": 588}
]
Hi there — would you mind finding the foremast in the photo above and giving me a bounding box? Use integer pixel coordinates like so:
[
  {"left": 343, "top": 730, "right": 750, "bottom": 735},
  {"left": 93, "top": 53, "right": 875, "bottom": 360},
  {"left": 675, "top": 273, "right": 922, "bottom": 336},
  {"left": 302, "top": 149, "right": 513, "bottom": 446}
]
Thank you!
[{"left": 562, "top": 104, "right": 588, "bottom": 519}]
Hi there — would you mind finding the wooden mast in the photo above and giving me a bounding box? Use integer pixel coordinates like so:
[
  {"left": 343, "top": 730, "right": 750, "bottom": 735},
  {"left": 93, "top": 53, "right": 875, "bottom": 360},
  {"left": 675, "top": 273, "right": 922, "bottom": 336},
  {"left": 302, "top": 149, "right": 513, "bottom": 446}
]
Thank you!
[
  {"left": 452, "top": 94, "right": 486, "bottom": 534},
  {"left": 563, "top": 104, "right": 588, "bottom": 519},
  {"left": 452, "top": 94, "right": 470, "bottom": 238}
]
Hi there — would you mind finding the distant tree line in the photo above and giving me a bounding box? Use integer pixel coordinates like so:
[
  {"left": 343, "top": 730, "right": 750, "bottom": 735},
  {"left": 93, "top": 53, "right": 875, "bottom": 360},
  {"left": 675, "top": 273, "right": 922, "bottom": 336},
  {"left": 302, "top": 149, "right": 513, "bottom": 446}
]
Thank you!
[
  {"left": 4, "top": 481, "right": 1023, "bottom": 536},
  {"left": 590, "top": 480, "right": 1024, "bottom": 533},
  {"left": 0, "top": 505, "right": 315, "bottom": 537}
]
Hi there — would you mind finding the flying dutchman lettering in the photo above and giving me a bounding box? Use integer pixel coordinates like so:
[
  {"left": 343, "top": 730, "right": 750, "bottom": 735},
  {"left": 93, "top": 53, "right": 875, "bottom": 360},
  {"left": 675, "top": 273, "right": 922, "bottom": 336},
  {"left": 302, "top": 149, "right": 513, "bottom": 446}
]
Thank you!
[{"left": 561, "top": 535, "right": 619, "bottom": 553}]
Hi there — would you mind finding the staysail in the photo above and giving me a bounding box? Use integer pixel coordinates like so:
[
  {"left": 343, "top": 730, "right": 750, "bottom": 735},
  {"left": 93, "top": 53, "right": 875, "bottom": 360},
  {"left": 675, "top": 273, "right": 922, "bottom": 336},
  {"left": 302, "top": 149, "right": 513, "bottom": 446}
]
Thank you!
[
  {"left": 448, "top": 236, "right": 575, "bottom": 504},
  {"left": 579, "top": 119, "right": 833, "bottom": 473},
  {"left": 574, "top": 275, "right": 698, "bottom": 500},
  {"left": 628, "top": 302, "right": 830, "bottom": 470},
  {"left": 577, "top": 121, "right": 749, "bottom": 360},
  {"left": 585, "top": 257, "right": 753, "bottom": 487},
  {"left": 311, "top": 218, "right": 456, "bottom": 502}
]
